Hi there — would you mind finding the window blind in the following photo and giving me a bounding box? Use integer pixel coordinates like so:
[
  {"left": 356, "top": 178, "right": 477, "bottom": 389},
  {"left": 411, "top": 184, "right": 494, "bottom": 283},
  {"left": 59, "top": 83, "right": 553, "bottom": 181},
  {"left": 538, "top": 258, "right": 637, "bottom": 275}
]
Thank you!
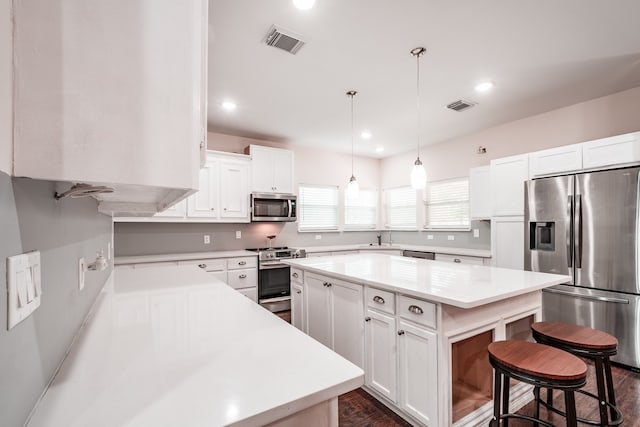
[
  {"left": 298, "top": 184, "right": 339, "bottom": 231},
  {"left": 345, "top": 189, "right": 378, "bottom": 230},
  {"left": 425, "top": 178, "right": 470, "bottom": 229},
  {"left": 384, "top": 186, "right": 416, "bottom": 229}
]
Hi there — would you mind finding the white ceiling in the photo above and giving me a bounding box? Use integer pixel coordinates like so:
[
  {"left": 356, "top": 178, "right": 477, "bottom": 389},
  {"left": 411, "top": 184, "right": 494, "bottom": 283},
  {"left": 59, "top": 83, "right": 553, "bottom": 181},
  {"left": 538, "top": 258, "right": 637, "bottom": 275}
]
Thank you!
[{"left": 208, "top": 0, "right": 640, "bottom": 158}]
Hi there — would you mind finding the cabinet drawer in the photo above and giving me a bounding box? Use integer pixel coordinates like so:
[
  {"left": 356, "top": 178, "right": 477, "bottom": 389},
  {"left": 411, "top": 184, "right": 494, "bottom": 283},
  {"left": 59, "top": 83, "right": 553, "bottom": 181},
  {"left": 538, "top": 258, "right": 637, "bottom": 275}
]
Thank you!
[
  {"left": 178, "top": 259, "right": 225, "bottom": 272},
  {"left": 227, "top": 256, "right": 257, "bottom": 270},
  {"left": 227, "top": 268, "right": 257, "bottom": 290},
  {"left": 291, "top": 268, "right": 303, "bottom": 283},
  {"left": 366, "top": 287, "right": 395, "bottom": 315},
  {"left": 434, "top": 254, "right": 484, "bottom": 266},
  {"left": 398, "top": 295, "right": 436, "bottom": 329},
  {"left": 237, "top": 287, "right": 257, "bottom": 302}
]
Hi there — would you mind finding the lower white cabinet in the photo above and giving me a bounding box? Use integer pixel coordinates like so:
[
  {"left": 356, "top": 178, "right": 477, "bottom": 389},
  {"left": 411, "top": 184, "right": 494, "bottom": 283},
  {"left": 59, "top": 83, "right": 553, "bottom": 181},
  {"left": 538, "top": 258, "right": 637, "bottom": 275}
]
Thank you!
[
  {"left": 291, "top": 282, "right": 304, "bottom": 331},
  {"left": 365, "top": 309, "right": 397, "bottom": 402},
  {"left": 397, "top": 320, "right": 438, "bottom": 426},
  {"left": 305, "top": 273, "right": 364, "bottom": 368}
]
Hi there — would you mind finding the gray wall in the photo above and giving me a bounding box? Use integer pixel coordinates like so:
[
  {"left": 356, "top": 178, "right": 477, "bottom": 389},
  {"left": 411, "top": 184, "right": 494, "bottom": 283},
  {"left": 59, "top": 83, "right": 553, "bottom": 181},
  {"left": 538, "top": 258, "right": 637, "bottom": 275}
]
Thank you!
[
  {"left": 0, "top": 173, "right": 112, "bottom": 427},
  {"left": 114, "top": 220, "right": 490, "bottom": 256}
]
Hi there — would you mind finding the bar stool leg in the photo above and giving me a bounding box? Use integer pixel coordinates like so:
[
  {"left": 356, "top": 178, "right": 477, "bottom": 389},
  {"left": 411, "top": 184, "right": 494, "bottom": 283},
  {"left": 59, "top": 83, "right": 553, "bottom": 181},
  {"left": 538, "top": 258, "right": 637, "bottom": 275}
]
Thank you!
[
  {"left": 546, "top": 387, "right": 553, "bottom": 407},
  {"left": 594, "top": 357, "right": 609, "bottom": 425},
  {"left": 533, "top": 386, "right": 541, "bottom": 427},
  {"left": 604, "top": 357, "right": 619, "bottom": 422},
  {"left": 564, "top": 390, "right": 578, "bottom": 427},
  {"left": 502, "top": 377, "right": 510, "bottom": 427},
  {"left": 491, "top": 369, "right": 502, "bottom": 427}
]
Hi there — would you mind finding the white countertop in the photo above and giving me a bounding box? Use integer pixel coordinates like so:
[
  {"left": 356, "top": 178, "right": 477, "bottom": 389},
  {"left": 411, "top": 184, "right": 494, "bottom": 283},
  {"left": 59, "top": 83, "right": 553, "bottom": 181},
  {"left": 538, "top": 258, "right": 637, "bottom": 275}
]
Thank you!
[
  {"left": 27, "top": 266, "right": 363, "bottom": 427},
  {"left": 285, "top": 253, "right": 569, "bottom": 309},
  {"left": 114, "top": 250, "right": 257, "bottom": 265},
  {"left": 303, "top": 243, "right": 492, "bottom": 258}
]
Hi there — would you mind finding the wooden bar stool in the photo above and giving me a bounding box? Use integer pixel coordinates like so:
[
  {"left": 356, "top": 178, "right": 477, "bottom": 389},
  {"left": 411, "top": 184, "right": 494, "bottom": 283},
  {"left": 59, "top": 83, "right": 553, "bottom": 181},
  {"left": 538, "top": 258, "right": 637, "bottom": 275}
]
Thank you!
[
  {"left": 488, "top": 340, "right": 587, "bottom": 427},
  {"left": 532, "top": 322, "right": 623, "bottom": 426}
]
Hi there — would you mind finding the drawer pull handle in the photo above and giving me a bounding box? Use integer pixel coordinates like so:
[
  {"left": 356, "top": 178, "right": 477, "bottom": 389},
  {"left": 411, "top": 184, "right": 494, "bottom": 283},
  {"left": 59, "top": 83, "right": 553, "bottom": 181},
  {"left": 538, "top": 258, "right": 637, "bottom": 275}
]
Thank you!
[
  {"left": 238, "top": 261, "right": 246, "bottom": 266},
  {"left": 398, "top": 330, "right": 405, "bottom": 336},
  {"left": 454, "top": 258, "right": 461, "bottom": 263},
  {"left": 408, "top": 305, "right": 423, "bottom": 315},
  {"left": 198, "top": 264, "right": 206, "bottom": 269},
  {"left": 373, "top": 296, "right": 385, "bottom": 305},
  {"left": 326, "top": 283, "right": 332, "bottom": 287},
  {"left": 364, "top": 317, "right": 371, "bottom": 322},
  {"left": 292, "top": 272, "right": 299, "bottom": 278},
  {"left": 239, "top": 274, "right": 247, "bottom": 279},
  {"left": 323, "top": 282, "right": 328, "bottom": 287}
]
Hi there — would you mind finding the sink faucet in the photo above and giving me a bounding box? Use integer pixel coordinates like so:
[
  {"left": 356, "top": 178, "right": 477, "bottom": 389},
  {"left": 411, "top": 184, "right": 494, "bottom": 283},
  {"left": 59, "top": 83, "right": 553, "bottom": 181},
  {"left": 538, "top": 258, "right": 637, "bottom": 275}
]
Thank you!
[{"left": 376, "top": 234, "right": 382, "bottom": 246}]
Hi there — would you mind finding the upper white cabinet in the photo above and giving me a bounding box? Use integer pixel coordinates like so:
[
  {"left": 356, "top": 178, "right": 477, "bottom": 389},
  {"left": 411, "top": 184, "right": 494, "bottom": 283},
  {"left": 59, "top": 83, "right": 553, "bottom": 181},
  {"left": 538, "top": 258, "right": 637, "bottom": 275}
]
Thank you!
[
  {"left": 582, "top": 132, "right": 640, "bottom": 169},
  {"left": 469, "top": 166, "right": 491, "bottom": 220},
  {"left": 12, "top": 0, "right": 207, "bottom": 215},
  {"left": 248, "top": 145, "right": 294, "bottom": 194},
  {"left": 490, "top": 154, "right": 529, "bottom": 216},
  {"left": 529, "top": 143, "right": 583, "bottom": 178},
  {"left": 188, "top": 159, "right": 220, "bottom": 218},
  {"left": 219, "top": 160, "right": 249, "bottom": 219}
]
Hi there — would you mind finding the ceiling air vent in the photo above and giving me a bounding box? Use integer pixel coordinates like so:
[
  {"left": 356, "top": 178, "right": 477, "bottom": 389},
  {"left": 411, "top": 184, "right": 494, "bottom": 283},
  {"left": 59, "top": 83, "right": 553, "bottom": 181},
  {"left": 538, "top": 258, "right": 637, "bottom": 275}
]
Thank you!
[
  {"left": 264, "top": 25, "right": 306, "bottom": 55},
  {"left": 446, "top": 99, "right": 477, "bottom": 112}
]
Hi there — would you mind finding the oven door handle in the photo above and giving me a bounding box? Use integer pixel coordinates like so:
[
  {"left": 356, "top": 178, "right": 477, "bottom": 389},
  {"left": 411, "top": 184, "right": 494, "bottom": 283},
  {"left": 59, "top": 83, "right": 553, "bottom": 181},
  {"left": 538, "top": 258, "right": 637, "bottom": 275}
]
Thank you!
[{"left": 259, "top": 263, "right": 290, "bottom": 270}]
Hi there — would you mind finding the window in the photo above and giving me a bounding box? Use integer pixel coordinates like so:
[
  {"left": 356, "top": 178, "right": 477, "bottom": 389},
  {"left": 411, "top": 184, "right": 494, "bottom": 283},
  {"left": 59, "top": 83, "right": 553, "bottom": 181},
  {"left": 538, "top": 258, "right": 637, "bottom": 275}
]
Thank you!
[
  {"left": 384, "top": 186, "right": 416, "bottom": 229},
  {"left": 424, "top": 177, "right": 470, "bottom": 230},
  {"left": 298, "top": 184, "right": 339, "bottom": 231},
  {"left": 345, "top": 189, "right": 378, "bottom": 230}
]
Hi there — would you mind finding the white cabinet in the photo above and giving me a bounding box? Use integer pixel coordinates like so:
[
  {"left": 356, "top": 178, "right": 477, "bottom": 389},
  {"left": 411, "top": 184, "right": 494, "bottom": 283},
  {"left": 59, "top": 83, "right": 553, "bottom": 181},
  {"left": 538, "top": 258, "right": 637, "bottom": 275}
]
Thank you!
[
  {"left": 529, "top": 143, "right": 582, "bottom": 178},
  {"left": 305, "top": 273, "right": 364, "bottom": 368},
  {"left": 492, "top": 216, "right": 524, "bottom": 270},
  {"left": 365, "top": 309, "right": 398, "bottom": 402},
  {"left": 219, "top": 160, "right": 249, "bottom": 219},
  {"left": 397, "top": 320, "right": 438, "bottom": 426},
  {"left": 490, "top": 154, "right": 529, "bottom": 216},
  {"left": 469, "top": 166, "right": 492, "bottom": 220},
  {"left": 248, "top": 145, "right": 294, "bottom": 194},
  {"left": 188, "top": 159, "right": 219, "bottom": 218},
  {"left": 360, "top": 249, "right": 403, "bottom": 256},
  {"left": 582, "top": 132, "right": 640, "bottom": 169},
  {"left": 12, "top": 0, "right": 207, "bottom": 216},
  {"left": 435, "top": 253, "right": 485, "bottom": 266},
  {"left": 292, "top": 282, "right": 305, "bottom": 331}
]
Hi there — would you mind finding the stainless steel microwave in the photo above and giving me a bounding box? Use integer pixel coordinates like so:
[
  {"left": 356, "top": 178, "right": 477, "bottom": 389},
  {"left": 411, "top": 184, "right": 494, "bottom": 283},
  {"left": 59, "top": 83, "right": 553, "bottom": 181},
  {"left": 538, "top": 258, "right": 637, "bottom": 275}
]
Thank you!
[{"left": 251, "top": 193, "right": 297, "bottom": 222}]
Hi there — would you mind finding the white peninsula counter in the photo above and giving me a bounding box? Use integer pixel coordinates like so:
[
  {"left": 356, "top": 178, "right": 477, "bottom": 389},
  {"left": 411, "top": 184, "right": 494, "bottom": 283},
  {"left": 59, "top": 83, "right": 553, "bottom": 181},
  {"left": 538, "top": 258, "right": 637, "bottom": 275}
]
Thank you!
[
  {"left": 27, "top": 265, "right": 363, "bottom": 427},
  {"left": 284, "top": 253, "right": 570, "bottom": 427}
]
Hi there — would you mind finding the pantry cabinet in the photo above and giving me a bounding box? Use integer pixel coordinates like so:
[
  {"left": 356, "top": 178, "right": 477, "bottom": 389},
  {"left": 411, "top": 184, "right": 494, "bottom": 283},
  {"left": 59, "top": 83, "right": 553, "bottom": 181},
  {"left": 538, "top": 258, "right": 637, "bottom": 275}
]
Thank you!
[
  {"left": 12, "top": 0, "right": 207, "bottom": 215},
  {"left": 247, "top": 145, "right": 294, "bottom": 194}
]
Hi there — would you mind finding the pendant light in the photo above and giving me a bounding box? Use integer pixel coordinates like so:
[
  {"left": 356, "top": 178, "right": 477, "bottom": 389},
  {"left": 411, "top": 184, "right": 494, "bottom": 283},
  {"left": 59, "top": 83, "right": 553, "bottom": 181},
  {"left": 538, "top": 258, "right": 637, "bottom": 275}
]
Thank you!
[
  {"left": 410, "top": 47, "right": 427, "bottom": 190},
  {"left": 347, "top": 90, "right": 359, "bottom": 197}
]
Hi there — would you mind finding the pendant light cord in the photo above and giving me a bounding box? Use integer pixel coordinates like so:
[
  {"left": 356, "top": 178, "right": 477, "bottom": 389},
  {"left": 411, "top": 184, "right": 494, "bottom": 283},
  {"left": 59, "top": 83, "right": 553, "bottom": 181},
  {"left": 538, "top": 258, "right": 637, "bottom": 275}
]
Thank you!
[
  {"left": 351, "top": 93, "right": 355, "bottom": 176},
  {"left": 415, "top": 50, "right": 421, "bottom": 161}
]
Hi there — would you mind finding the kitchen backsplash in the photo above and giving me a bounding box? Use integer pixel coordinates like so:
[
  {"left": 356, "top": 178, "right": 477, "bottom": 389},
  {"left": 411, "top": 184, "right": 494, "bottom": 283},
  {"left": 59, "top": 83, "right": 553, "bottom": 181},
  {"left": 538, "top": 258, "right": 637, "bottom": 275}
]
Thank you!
[
  {"left": 113, "top": 220, "right": 490, "bottom": 256},
  {"left": 0, "top": 173, "right": 112, "bottom": 427}
]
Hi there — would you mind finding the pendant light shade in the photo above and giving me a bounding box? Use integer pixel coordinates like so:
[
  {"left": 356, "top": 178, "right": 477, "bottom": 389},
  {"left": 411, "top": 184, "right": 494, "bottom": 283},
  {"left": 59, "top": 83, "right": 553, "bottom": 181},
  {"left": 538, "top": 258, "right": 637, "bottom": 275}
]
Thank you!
[
  {"left": 410, "top": 47, "right": 427, "bottom": 190},
  {"left": 347, "top": 90, "right": 359, "bottom": 198}
]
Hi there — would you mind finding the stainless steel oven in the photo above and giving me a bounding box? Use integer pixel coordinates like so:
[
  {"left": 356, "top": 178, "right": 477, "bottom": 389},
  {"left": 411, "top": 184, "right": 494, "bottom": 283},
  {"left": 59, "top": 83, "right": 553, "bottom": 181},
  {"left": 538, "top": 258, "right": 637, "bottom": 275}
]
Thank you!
[
  {"left": 247, "top": 247, "right": 306, "bottom": 312},
  {"left": 251, "top": 193, "right": 297, "bottom": 222}
]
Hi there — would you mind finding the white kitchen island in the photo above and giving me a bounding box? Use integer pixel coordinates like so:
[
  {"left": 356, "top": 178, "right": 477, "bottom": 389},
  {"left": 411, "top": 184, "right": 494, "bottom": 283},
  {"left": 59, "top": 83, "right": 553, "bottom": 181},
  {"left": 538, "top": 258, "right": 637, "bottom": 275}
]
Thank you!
[
  {"left": 284, "top": 253, "right": 570, "bottom": 426},
  {"left": 26, "top": 266, "right": 363, "bottom": 427}
]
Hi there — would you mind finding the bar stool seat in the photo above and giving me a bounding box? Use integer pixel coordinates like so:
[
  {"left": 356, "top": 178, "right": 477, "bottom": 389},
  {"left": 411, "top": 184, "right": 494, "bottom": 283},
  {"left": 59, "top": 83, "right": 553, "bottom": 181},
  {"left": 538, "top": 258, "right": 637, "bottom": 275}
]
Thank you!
[
  {"left": 532, "top": 321, "right": 623, "bottom": 426},
  {"left": 488, "top": 340, "right": 587, "bottom": 427}
]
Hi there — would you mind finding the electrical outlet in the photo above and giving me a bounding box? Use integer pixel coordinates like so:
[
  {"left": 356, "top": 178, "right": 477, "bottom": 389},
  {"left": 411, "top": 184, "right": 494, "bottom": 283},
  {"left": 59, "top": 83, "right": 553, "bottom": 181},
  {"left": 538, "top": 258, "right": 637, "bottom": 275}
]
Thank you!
[
  {"left": 447, "top": 235, "right": 455, "bottom": 241},
  {"left": 427, "top": 235, "right": 434, "bottom": 240},
  {"left": 235, "top": 231, "right": 241, "bottom": 239},
  {"left": 473, "top": 229, "right": 480, "bottom": 238},
  {"left": 204, "top": 235, "right": 211, "bottom": 245},
  {"left": 78, "top": 258, "right": 85, "bottom": 290},
  {"left": 315, "top": 235, "right": 322, "bottom": 240}
]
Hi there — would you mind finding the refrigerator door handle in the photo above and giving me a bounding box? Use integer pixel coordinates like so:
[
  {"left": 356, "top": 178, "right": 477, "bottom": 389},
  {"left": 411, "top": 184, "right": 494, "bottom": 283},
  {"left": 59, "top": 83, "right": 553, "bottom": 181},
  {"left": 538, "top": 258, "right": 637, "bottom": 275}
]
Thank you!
[
  {"left": 567, "top": 195, "right": 573, "bottom": 268},
  {"left": 575, "top": 194, "right": 582, "bottom": 269},
  {"left": 544, "top": 287, "right": 629, "bottom": 304}
]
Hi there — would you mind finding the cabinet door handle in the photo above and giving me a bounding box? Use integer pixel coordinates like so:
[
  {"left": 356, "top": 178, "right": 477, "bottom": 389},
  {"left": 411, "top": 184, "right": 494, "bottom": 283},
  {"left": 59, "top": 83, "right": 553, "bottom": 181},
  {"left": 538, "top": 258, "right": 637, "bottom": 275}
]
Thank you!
[
  {"left": 364, "top": 317, "right": 371, "bottom": 322},
  {"left": 210, "top": 208, "right": 215, "bottom": 211},
  {"left": 292, "top": 272, "right": 299, "bottom": 278},
  {"left": 239, "top": 274, "right": 247, "bottom": 279},
  {"left": 296, "top": 290, "right": 302, "bottom": 294},
  {"left": 453, "top": 258, "right": 461, "bottom": 263},
  {"left": 408, "top": 305, "right": 424, "bottom": 315},
  {"left": 326, "top": 283, "right": 332, "bottom": 287},
  {"left": 373, "top": 296, "right": 385, "bottom": 304},
  {"left": 198, "top": 264, "right": 206, "bottom": 269},
  {"left": 397, "top": 330, "right": 405, "bottom": 336},
  {"left": 238, "top": 261, "right": 246, "bottom": 266},
  {"left": 224, "top": 207, "right": 227, "bottom": 211},
  {"left": 323, "top": 282, "right": 328, "bottom": 287}
]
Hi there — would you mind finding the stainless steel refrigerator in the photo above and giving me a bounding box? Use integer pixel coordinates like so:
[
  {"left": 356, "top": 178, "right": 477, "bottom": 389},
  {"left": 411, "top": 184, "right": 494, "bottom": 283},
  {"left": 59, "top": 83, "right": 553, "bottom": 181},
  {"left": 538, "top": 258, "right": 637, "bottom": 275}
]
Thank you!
[{"left": 525, "top": 166, "right": 640, "bottom": 369}]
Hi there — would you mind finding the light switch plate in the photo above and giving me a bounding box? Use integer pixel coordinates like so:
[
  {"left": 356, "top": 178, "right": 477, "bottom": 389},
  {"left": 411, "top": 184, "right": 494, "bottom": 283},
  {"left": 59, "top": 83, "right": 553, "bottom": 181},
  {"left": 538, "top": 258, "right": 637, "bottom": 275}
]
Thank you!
[
  {"left": 7, "top": 251, "right": 41, "bottom": 330},
  {"left": 203, "top": 235, "right": 211, "bottom": 245},
  {"left": 427, "top": 235, "right": 434, "bottom": 240},
  {"left": 448, "top": 235, "right": 455, "bottom": 241},
  {"left": 473, "top": 229, "right": 480, "bottom": 238}
]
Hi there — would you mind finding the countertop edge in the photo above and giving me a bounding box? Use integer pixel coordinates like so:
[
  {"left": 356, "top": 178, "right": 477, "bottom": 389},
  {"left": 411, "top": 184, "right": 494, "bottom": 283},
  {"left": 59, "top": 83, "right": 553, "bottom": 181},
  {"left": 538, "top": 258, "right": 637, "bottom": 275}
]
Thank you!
[{"left": 114, "top": 250, "right": 258, "bottom": 265}]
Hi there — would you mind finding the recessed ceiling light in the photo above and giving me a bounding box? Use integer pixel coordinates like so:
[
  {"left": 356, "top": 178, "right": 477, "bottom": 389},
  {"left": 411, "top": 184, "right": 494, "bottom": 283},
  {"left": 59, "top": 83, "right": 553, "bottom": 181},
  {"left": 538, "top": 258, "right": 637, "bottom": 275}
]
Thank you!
[
  {"left": 361, "top": 131, "right": 372, "bottom": 140},
  {"left": 221, "top": 101, "right": 237, "bottom": 111},
  {"left": 474, "top": 81, "right": 494, "bottom": 92},
  {"left": 292, "top": 0, "right": 315, "bottom": 10},
  {"left": 375, "top": 146, "right": 384, "bottom": 153}
]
